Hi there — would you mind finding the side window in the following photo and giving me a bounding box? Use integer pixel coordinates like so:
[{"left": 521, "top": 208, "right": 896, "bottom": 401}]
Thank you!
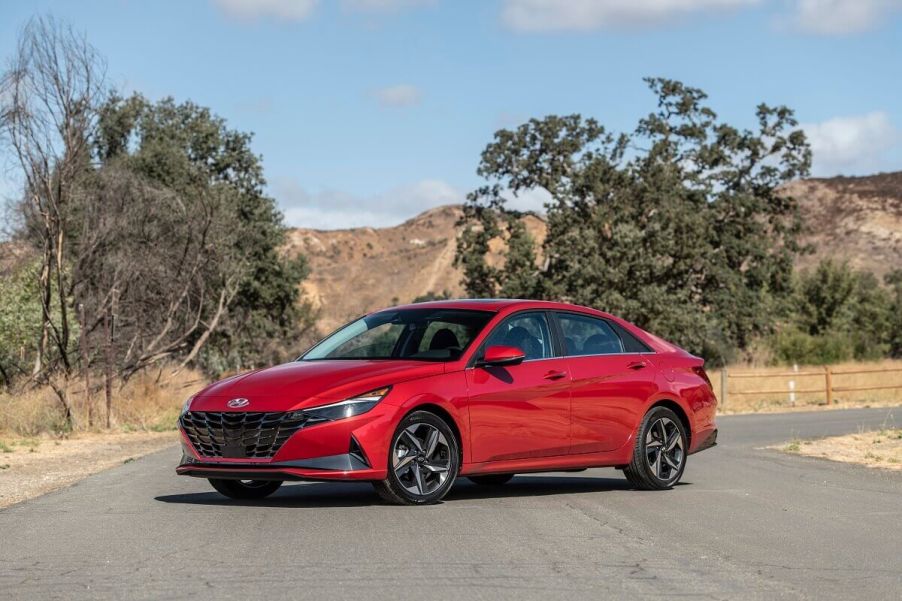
[
  {"left": 608, "top": 321, "right": 652, "bottom": 353},
  {"left": 557, "top": 313, "right": 624, "bottom": 356},
  {"left": 482, "top": 312, "right": 553, "bottom": 361}
]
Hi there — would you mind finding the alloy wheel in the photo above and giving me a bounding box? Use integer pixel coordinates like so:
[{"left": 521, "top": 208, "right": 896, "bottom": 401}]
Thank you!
[
  {"left": 392, "top": 423, "right": 452, "bottom": 496},
  {"left": 644, "top": 416, "right": 684, "bottom": 482}
]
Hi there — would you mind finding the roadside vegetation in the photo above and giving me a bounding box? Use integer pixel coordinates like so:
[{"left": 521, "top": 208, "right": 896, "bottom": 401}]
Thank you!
[
  {"left": 455, "top": 82, "right": 902, "bottom": 368},
  {"left": 1, "top": 16, "right": 899, "bottom": 443},
  {"left": 0, "top": 17, "right": 311, "bottom": 436},
  {"left": 778, "top": 429, "right": 902, "bottom": 471}
]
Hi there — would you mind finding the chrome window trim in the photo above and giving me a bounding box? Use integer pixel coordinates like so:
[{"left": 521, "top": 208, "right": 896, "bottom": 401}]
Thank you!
[{"left": 464, "top": 351, "right": 654, "bottom": 371}]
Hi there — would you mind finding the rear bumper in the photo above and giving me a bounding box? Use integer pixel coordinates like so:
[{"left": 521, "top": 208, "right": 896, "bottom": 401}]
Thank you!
[{"left": 690, "top": 428, "right": 717, "bottom": 454}]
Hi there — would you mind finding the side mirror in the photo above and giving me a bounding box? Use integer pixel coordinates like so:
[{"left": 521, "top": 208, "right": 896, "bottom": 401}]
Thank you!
[{"left": 479, "top": 345, "right": 525, "bottom": 367}]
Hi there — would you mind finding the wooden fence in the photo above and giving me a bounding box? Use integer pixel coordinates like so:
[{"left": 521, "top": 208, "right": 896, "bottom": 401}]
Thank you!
[{"left": 709, "top": 361, "right": 902, "bottom": 412}]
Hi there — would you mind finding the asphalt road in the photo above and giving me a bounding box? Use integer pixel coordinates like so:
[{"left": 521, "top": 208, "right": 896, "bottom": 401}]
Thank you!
[{"left": 2, "top": 407, "right": 900, "bottom": 600}]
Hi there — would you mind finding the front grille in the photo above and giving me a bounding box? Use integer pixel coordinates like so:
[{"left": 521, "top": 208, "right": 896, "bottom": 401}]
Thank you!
[{"left": 180, "top": 411, "right": 307, "bottom": 459}]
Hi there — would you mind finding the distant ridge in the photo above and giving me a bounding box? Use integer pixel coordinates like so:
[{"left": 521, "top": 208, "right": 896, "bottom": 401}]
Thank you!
[{"left": 284, "top": 172, "right": 902, "bottom": 332}]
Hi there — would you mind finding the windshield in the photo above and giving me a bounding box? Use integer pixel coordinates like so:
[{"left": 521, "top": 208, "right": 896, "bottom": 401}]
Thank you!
[{"left": 301, "top": 308, "right": 495, "bottom": 361}]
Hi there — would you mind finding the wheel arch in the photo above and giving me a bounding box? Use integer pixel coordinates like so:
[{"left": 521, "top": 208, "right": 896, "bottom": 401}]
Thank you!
[
  {"left": 648, "top": 398, "right": 692, "bottom": 449},
  {"left": 399, "top": 402, "right": 465, "bottom": 465}
]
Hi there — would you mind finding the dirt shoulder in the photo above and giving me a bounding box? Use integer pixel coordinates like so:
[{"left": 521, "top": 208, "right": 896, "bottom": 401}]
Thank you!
[
  {"left": 775, "top": 429, "right": 902, "bottom": 471},
  {"left": 720, "top": 399, "right": 902, "bottom": 416},
  {"left": 0, "top": 431, "right": 178, "bottom": 509}
]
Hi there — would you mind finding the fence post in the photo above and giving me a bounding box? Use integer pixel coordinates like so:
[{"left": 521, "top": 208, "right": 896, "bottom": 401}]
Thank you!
[
  {"left": 720, "top": 367, "right": 728, "bottom": 410},
  {"left": 824, "top": 365, "right": 834, "bottom": 405}
]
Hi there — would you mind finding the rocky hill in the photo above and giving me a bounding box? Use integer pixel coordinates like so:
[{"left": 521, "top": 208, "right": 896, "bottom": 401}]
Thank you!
[
  {"left": 783, "top": 172, "right": 902, "bottom": 279},
  {"left": 285, "top": 173, "right": 902, "bottom": 332},
  {"left": 284, "top": 205, "right": 544, "bottom": 332}
]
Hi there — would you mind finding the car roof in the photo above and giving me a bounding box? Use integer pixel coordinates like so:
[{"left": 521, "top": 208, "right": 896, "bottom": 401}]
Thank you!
[{"left": 378, "top": 298, "right": 614, "bottom": 318}]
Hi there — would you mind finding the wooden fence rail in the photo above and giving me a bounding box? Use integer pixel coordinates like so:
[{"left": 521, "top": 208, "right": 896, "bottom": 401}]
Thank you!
[{"left": 718, "top": 363, "right": 902, "bottom": 409}]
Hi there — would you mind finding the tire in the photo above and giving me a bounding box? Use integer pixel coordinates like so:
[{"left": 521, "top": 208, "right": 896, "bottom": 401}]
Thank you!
[
  {"left": 373, "top": 410, "right": 460, "bottom": 505},
  {"left": 467, "top": 474, "right": 514, "bottom": 486},
  {"left": 622, "top": 406, "right": 687, "bottom": 490},
  {"left": 209, "top": 478, "right": 283, "bottom": 500}
]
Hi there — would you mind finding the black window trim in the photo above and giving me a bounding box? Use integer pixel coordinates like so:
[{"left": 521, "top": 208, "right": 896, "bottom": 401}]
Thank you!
[{"left": 550, "top": 310, "right": 654, "bottom": 358}]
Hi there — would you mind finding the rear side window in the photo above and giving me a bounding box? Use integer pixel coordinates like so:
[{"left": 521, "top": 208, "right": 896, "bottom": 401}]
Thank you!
[
  {"left": 608, "top": 321, "right": 652, "bottom": 353},
  {"left": 557, "top": 313, "right": 623, "bottom": 356}
]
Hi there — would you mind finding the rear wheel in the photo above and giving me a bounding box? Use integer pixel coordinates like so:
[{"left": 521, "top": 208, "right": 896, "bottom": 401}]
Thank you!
[
  {"left": 208, "top": 478, "right": 282, "bottom": 500},
  {"left": 467, "top": 474, "right": 514, "bottom": 486},
  {"left": 622, "top": 406, "right": 687, "bottom": 490},
  {"left": 373, "top": 410, "right": 459, "bottom": 505}
]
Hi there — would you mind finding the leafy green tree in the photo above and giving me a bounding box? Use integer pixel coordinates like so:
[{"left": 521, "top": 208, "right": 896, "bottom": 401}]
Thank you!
[
  {"left": 457, "top": 78, "right": 811, "bottom": 362},
  {"left": 886, "top": 270, "right": 902, "bottom": 358},
  {"left": 77, "top": 94, "right": 314, "bottom": 375},
  {"left": 772, "top": 260, "right": 893, "bottom": 363},
  {"left": 455, "top": 204, "right": 500, "bottom": 298},
  {"left": 794, "top": 260, "right": 858, "bottom": 336},
  {"left": 0, "top": 259, "right": 45, "bottom": 387},
  {"left": 497, "top": 213, "right": 543, "bottom": 299}
]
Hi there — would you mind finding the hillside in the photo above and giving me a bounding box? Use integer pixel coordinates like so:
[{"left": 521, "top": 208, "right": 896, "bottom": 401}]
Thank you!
[
  {"left": 783, "top": 173, "right": 902, "bottom": 279},
  {"left": 285, "top": 205, "right": 544, "bottom": 332},
  {"left": 285, "top": 172, "right": 902, "bottom": 332}
]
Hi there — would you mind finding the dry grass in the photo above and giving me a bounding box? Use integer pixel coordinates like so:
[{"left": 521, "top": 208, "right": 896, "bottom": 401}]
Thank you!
[
  {"left": 777, "top": 428, "right": 902, "bottom": 471},
  {"left": 0, "top": 430, "right": 177, "bottom": 508},
  {"left": 709, "top": 359, "right": 902, "bottom": 414},
  {"left": 0, "top": 366, "right": 207, "bottom": 437}
]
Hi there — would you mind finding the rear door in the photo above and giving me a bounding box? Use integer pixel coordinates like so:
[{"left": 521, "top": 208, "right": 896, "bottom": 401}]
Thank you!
[
  {"left": 553, "top": 312, "right": 657, "bottom": 453},
  {"left": 466, "top": 311, "right": 571, "bottom": 463}
]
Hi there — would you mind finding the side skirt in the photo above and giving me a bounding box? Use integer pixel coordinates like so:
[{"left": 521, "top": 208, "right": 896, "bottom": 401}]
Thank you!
[{"left": 460, "top": 447, "right": 633, "bottom": 477}]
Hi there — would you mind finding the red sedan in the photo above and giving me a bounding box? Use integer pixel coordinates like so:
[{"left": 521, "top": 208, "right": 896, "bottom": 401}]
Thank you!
[{"left": 177, "top": 299, "right": 718, "bottom": 504}]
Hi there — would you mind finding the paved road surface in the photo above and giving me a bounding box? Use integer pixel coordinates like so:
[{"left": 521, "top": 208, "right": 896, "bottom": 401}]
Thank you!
[{"left": 2, "top": 407, "right": 900, "bottom": 600}]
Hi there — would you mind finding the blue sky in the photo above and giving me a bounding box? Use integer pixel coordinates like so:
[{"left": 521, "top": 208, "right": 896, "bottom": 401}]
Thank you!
[{"left": 1, "top": 0, "right": 901, "bottom": 229}]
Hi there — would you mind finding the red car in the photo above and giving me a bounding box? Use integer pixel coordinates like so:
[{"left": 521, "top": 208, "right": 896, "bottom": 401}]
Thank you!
[{"left": 177, "top": 300, "right": 718, "bottom": 504}]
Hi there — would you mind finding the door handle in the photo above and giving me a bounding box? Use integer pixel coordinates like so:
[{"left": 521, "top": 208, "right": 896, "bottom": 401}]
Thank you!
[
  {"left": 627, "top": 361, "right": 647, "bottom": 370},
  {"left": 544, "top": 370, "right": 568, "bottom": 380}
]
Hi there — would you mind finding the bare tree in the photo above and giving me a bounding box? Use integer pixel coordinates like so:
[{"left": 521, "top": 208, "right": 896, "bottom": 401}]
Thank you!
[
  {"left": 69, "top": 165, "right": 249, "bottom": 381},
  {"left": 0, "top": 16, "right": 107, "bottom": 383}
]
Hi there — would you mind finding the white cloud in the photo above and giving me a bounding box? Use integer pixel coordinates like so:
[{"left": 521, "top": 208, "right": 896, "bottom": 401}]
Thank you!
[
  {"left": 275, "top": 178, "right": 464, "bottom": 229},
  {"left": 372, "top": 84, "right": 422, "bottom": 108},
  {"left": 341, "top": 0, "right": 436, "bottom": 12},
  {"left": 803, "top": 111, "right": 899, "bottom": 176},
  {"left": 787, "top": 0, "right": 902, "bottom": 35},
  {"left": 500, "top": 0, "right": 760, "bottom": 32},
  {"left": 505, "top": 187, "right": 553, "bottom": 213},
  {"left": 213, "top": 0, "right": 318, "bottom": 22}
]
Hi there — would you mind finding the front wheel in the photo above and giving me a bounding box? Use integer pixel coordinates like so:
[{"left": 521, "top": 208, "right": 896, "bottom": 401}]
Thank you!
[
  {"left": 622, "top": 406, "right": 687, "bottom": 490},
  {"left": 209, "top": 478, "right": 282, "bottom": 500},
  {"left": 373, "top": 410, "right": 460, "bottom": 505}
]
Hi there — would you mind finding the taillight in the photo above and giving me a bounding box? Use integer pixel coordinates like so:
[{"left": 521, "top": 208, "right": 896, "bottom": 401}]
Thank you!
[{"left": 692, "top": 366, "right": 713, "bottom": 389}]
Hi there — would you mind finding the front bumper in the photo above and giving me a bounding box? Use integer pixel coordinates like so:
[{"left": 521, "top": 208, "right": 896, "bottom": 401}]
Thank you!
[
  {"left": 176, "top": 452, "right": 385, "bottom": 481},
  {"left": 176, "top": 402, "right": 400, "bottom": 481}
]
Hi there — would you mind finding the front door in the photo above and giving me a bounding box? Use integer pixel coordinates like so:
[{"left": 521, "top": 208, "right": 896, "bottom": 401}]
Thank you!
[{"left": 466, "top": 312, "right": 571, "bottom": 463}]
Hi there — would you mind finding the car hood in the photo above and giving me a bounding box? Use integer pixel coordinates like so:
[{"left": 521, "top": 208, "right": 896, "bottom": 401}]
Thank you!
[{"left": 188, "top": 360, "right": 445, "bottom": 412}]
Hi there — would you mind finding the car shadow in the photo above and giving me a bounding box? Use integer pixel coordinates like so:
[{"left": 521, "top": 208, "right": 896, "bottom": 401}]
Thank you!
[{"left": 155, "top": 474, "right": 690, "bottom": 508}]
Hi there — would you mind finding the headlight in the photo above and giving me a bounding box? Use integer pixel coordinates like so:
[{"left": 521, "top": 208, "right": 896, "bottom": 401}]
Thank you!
[
  {"left": 301, "top": 387, "right": 391, "bottom": 423},
  {"left": 180, "top": 396, "right": 195, "bottom": 417}
]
